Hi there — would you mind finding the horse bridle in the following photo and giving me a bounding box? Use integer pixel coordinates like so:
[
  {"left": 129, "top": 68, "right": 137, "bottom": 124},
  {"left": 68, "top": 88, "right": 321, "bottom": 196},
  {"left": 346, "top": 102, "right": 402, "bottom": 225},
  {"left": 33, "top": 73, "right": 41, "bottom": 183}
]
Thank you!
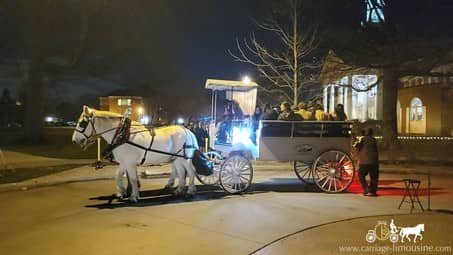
[
  {"left": 74, "top": 115, "right": 127, "bottom": 147},
  {"left": 74, "top": 115, "right": 98, "bottom": 145}
]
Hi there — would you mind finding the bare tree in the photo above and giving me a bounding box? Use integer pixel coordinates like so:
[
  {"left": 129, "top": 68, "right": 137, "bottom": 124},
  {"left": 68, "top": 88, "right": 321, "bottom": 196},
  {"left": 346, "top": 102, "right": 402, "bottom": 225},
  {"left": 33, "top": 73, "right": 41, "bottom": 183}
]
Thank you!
[
  {"left": 0, "top": 0, "right": 111, "bottom": 142},
  {"left": 229, "top": 0, "right": 320, "bottom": 106}
]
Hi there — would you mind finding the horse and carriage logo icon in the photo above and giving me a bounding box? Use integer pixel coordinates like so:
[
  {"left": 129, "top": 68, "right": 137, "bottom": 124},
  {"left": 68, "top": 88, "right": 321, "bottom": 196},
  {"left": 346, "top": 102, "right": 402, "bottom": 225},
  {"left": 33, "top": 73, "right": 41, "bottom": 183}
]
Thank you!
[{"left": 366, "top": 219, "right": 425, "bottom": 243}]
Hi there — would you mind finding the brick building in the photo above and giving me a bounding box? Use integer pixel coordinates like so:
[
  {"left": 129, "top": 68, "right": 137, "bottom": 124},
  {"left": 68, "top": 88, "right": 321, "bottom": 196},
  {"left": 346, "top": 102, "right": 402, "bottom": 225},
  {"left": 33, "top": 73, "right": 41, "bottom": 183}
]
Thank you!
[{"left": 99, "top": 96, "right": 145, "bottom": 122}]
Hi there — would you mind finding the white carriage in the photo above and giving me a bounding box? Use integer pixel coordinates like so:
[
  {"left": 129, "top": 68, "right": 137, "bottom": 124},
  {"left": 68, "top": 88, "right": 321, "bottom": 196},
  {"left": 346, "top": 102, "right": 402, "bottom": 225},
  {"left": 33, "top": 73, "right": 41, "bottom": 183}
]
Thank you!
[{"left": 197, "top": 79, "right": 355, "bottom": 194}]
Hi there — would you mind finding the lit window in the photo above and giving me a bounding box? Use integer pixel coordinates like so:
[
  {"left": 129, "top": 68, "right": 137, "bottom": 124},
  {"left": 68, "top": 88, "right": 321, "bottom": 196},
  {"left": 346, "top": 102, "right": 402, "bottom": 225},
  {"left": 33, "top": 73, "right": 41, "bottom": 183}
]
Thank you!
[
  {"left": 117, "top": 99, "right": 132, "bottom": 106},
  {"left": 365, "top": 0, "right": 385, "bottom": 24},
  {"left": 410, "top": 97, "right": 423, "bottom": 121}
]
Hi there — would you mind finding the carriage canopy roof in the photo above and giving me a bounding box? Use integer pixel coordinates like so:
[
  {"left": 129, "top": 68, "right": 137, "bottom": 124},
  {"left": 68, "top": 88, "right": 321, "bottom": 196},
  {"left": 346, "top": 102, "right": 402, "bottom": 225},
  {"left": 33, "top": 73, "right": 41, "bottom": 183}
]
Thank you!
[{"left": 205, "top": 79, "right": 258, "bottom": 91}]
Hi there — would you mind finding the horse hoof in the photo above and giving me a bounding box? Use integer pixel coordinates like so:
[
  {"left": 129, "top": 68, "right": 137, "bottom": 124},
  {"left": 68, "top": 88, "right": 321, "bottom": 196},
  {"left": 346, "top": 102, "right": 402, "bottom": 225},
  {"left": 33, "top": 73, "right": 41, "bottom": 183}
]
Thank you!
[
  {"left": 116, "top": 193, "right": 127, "bottom": 199},
  {"left": 188, "top": 186, "right": 197, "bottom": 195},
  {"left": 163, "top": 185, "right": 174, "bottom": 192},
  {"left": 129, "top": 197, "right": 139, "bottom": 203},
  {"left": 173, "top": 189, "right": 185, "bottom": 197}
]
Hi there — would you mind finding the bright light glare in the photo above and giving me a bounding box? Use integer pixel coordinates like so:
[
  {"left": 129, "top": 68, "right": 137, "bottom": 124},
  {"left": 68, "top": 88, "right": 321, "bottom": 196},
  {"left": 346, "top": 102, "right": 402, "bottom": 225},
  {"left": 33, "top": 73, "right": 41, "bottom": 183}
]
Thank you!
[
  {"left": 45, "top": 116, "right": 54, "bottom": 122},
  {"left": 232, "top": 127, "right": 251, "bottom": 145},
  {"left": 140, "top": 115, "right": 150, "bottom": 125},
  {"left": 177, "top": 117, "right": 184, "bottom": 125},
  {"left": 242, "top": 76, "right": 251, "bottom": 84},
  {"left": 137, "top": 107, "right": 144, "bottom": 115}
]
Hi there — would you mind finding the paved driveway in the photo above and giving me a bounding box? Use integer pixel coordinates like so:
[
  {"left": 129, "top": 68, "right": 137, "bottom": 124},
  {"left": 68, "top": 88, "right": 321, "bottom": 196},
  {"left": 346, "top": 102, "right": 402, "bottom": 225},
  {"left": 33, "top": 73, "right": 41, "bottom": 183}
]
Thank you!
[{"left": 0, "top": 167, "right": 451, "bottom": 255}]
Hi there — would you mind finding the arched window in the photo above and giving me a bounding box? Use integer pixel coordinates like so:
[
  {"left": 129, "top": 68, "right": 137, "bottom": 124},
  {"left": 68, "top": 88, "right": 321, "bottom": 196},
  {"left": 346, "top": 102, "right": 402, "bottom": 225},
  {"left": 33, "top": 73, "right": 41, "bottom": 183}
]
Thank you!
[{"left": 410, "top": 97, "right": 423, "bottom": 121}]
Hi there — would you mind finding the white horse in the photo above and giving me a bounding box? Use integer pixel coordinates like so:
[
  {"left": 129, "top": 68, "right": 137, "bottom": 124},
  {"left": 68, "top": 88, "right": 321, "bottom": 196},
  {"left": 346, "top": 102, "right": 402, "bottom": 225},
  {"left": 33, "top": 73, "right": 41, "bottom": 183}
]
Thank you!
[
  {"left": 399, "top": 224, "right": 424, "bottom": 243},
  {"left": 72, "top": 106, "right": 199, "bottom": 202}
]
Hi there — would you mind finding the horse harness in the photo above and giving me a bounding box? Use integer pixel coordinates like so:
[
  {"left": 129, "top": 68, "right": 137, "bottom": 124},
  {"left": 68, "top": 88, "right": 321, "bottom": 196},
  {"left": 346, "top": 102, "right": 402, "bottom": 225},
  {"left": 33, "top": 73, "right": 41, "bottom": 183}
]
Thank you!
[
  {"left": 126, "top": 127, "right": 197, "bottom": 164},
  {"left": 75, "top": 115, "right": 196, "bottom": 164}
]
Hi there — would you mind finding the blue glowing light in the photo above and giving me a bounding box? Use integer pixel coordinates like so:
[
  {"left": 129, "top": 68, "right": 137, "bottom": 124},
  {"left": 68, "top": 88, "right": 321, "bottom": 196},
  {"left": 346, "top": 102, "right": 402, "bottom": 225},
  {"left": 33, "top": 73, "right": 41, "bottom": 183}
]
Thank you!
[
  {"left": 231, "top": 126, "right": 259, "bottom": 159},
  {"left": 232, "top": 127, "right": 251, "bottom": 145}
]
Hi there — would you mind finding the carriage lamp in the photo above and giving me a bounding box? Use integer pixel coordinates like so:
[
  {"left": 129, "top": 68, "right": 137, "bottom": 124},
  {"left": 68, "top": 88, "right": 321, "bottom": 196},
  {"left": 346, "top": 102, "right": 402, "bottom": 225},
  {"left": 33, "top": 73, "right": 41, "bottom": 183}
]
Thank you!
[
  {"left": 177, "top": 117, "right": 184, "bottom": 125},
  {"left": 242, "top": 76, "right": 251, "bottom": 84}
]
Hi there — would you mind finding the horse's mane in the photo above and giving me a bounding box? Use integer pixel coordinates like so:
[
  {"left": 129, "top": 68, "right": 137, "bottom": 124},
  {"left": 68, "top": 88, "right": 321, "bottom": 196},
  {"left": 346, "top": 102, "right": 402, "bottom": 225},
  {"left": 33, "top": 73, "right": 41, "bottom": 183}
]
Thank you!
[
  {"left": 92, "top": 110, "right": 123, "bottom": 118},
  {"left": 91, "top": 109, "right": 146, "bottom": 128}
]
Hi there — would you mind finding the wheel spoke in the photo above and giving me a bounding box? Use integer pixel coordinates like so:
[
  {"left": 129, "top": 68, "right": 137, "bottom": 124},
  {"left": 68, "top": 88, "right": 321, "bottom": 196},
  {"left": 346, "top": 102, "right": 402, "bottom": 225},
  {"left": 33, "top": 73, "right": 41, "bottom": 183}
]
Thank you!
[
  {"left": 317, "top": 172, "right": 329, "bottom": 178},
  {"left": 313, "top": 150, "right": 355, "bottom": 193},
  {"left": 240, "top": 176, "right": 249, "bottom": 183},
  {"left": 220, "top": 155, "right": 253, "bottom": 194},
  {"left": 301, "top": 168, "right": 311, "bottom": 178},
  {"left": 322, "top": 177, "right": 330, "bottom": 189},
  {"left": 338, "top": 155, "right": 346, "bottom": 165}
]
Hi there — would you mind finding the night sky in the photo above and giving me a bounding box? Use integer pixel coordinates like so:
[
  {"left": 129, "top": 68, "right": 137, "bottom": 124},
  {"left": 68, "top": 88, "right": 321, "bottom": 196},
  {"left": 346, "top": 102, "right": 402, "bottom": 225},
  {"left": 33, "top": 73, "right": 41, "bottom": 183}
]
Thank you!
[{"left": 1, "top": 0, "right": 452, "bottom": 120}]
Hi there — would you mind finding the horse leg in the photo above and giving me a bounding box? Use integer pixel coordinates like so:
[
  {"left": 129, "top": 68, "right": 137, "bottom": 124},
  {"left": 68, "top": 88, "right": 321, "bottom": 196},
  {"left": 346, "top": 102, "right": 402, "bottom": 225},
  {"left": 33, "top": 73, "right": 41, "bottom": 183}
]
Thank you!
[
  {"left": 126, "top": 164, "right": 140, "bottom": 203},
  {"left": 116, "top": 165, "right": 127, "bottom": 198},
  {"left": 164, "top": 162, "right": 177, "bottom": 190},
  {"left": 174, "top": 159, "right": 186, "bottom": 196},
  {"left": 186, "top": 159, "right": 197, "bottom": 196}
]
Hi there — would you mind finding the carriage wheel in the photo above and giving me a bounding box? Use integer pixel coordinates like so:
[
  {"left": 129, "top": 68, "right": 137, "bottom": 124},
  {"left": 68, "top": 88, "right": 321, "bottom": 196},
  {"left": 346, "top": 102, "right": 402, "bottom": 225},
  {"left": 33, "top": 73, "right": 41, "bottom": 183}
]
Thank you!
[
  {"left": 313, "top": 150, "right": 355, "bottom": 193},
  {"left": 219, "top": 155, "right": 253, "bottom": 194},
  {"left": 293, "top": 161, "right": 314, "bottom": 184},
  {"left": 195, "top": 151, "right": 222, "bottom": 185}
]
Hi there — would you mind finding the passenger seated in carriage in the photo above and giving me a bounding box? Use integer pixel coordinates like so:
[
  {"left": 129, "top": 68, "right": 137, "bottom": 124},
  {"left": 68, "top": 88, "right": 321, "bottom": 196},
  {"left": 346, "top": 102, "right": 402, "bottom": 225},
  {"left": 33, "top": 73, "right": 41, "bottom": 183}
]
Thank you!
[
  {"left": 262, "top": 103, "right": 278, "bottom": 120},
  {"left": 251, "top": 106, "right": 262, "bottom": 144},
  {"left": 277, "top": 102, "right": 299, "bottom": 121},
  {"left": 312, "top": 103, "right": 329, "bottom": 121},
  {"left": 232, "top": 100, "right": 244, "bottom": 120},
  {"left": 296, "top": 101, "right": 313, "bottom": 120},
  {"left": 329, "top": 103, "right": 348, "bottom": 121},
  {"left": 217, "top": 100, "right": 244, "bottom": 144},
  {"left": 216, "top": 101, "right": 233, "bottom": 143}
]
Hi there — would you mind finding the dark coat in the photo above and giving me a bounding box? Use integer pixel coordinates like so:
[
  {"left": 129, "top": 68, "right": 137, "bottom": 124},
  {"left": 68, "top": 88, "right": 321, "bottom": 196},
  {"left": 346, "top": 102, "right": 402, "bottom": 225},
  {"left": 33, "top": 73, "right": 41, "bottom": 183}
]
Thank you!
[
  {"left": 262, "top": 110, "right": 278, "bottom": 120},
  {"left": 355, "top": 135, "right": 379, "bottom": 165},
  {"left": 277, "top": 111, "right": 297, "bottom": 121}
]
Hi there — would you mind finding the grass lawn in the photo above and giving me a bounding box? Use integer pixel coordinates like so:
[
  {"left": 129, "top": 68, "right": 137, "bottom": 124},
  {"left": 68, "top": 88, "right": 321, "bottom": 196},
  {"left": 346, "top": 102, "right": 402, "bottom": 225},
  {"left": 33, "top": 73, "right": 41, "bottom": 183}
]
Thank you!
[
  {"left": 0, "top": 164, "right": 87, "bottom": 184},
  {"left": 2, "top": 144, "right": 98, "bottom": 160}
]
